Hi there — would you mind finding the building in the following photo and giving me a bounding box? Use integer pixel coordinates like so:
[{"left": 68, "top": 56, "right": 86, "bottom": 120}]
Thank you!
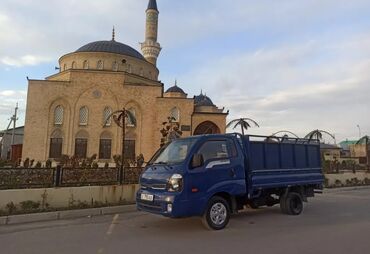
[
  {"left": 0, "top": 126, "right": 24, "bottom": 161},
  {"left": 22, "top": 0, "right": 228, "bottom": 163}
]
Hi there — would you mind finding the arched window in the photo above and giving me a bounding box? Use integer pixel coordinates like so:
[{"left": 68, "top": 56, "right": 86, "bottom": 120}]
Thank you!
[
  {"left": 103, "top": 107, "right": 113, "bottom": 127},
  {"left": 99, "top": 131, "right": 112, "bottom": 159},
  {"left": 79, "top": 106, "right": 89, "bottom": 126},
  {"left": 83, "top": 60, "right": 89, "bottom": 69},
  {"left": 97, "top": 60, "right": 104, "bottom": 70},
  {"left": 170, "top": 107, "right": 180, "bottom": 122},
  {"left": 139, "top": 68, "right": 144, "bottom": 76},
  {"left": 71, "top": 61, "right": 77, "bottom": 69},
  {"left": 63, "top": 64, "right": 67, "bottom": 71},
  {"left": 127, "top": 64, "right": 132, "bottom": 73},
  {"left": 75, "top": 130, "right": 89, "bottom": 159},
  {"left": 127, "top": 108, "right": 136, "bottom": 127},
  {"left": 49, "top": 129, "right": 63, "bottom": 159},
  {"left": 54, "top": 105, "right": 64, "bottom": 125},
  {"left": 112, "top": 61, "right": 118, "bottom": 71}
]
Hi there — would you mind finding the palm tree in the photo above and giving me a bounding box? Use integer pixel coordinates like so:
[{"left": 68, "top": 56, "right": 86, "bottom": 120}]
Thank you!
[
  {"left": 271, "top": 130, "right": 300, "bottom": 139},
  {"left": 304, "top": 129, "right": 335, "bottom": 142},
  {"left": 104, "top": 108, "right": 136, "bottom": 183},
  {"left": 227, "top": 118, "right": 259, "bottom": 136},
  {"left": 356, "top": 135, "right": 370, "bottom": 145}
]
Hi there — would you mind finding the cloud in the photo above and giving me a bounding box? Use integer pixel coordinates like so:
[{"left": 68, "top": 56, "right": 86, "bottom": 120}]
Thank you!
[
  {"left": 1, "top": 55, "right": 51, "bottom": 67},
  {"left": 177, "top": 33, "right": 370, "bottom": 141},
  {"left": 0, "top": 90, "right": 26, "bottom": 129}
]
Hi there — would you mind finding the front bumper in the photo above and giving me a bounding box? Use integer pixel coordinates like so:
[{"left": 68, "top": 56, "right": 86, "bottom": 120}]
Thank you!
[{"left": 136, "top": 189, "right": 190, "bottom": 218}]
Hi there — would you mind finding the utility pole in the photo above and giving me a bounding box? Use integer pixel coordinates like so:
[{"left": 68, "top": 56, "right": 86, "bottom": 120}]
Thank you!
[{"left": 6, "top": 103, "right": 19, "bottom": 160}]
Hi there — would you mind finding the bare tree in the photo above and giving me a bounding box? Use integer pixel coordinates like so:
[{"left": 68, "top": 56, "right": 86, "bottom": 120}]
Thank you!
[{"left": 104, "top": 108, "right": 136, "bottom": 183}]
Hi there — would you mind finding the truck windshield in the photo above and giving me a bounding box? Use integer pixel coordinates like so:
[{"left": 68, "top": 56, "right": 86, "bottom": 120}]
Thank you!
[{"left": 150, "top": 138, "right": 198, "bottom": 165}]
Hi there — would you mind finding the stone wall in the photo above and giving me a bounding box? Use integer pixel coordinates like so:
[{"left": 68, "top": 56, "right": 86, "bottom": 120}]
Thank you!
[{"left": 0, "top": 184, "right": 139, "bottom": 211}]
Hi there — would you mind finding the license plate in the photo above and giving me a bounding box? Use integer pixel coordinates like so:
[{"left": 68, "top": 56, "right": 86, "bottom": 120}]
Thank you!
[{"left": 141, "top": 193, "right": 154, "bottom": 202}]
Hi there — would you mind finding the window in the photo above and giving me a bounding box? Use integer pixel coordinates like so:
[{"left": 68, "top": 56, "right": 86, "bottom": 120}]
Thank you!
[
  {"left": 127, "top": 108, "right": 136, "bottom": 127},
  {"left": 97, "top": 60, "right": 104, "bottom": 70},
  {"left": 49, "top": 138, "right": 63, "bottom": 159},
  {"left": 79, "top": 106, "right": 88, "bottom": 126},
  {"left": 124, "top": 140, "right": 136, "bottom": 161},
  {"left": 127, "top": 64, "right": 132, "bottom": 73},
  {"left": 99, "top": 139, "right": 112, "bottom": 159},
  {"left": 72, "top": 61, "right": 77, "bottom": 69},
  {"left": 103, "top": 107, "right": 113, "bottom": 126},
  {"left": 170, "top": 107, "right": 180, "bottom": 122},
  {"left": 54, "top": 105, "right": 64, "bottom": 125},
  {"left": 139, "top": 68, "right": 144, "bottom": 76},
  {"left": 75, "top": 138, "right": 88, "bottom": 158},
  {"left": 198, "top": 140, "right": 230, "bottom": 162},
  {"left": 83, "top": 60, "right": 89, "bottom": 69},
  {"left": 63, "top": 64, "right": 67, "bottom": 71},
  {"left": 112, "top": 61, "right": 118, "bottom": 71}
]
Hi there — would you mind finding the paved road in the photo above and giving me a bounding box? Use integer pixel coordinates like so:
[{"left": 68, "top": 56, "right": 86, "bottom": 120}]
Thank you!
[{"left": 1, "top": 188, "right": 369, "bottom": 254}]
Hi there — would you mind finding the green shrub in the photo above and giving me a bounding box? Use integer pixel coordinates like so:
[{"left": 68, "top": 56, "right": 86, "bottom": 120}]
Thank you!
[
  {"left": 335, "top": 179, "right": 342, "bottom": 187},
  {"left": 20, "top": 201, "right": 40, "bottom": 211},
  {"left": 92, "top": 161, "right": 99, "bottom": 169},
  {"left": 23, "top": 158, "right": 30, "bottom": 168},
  {"left": 45, "top": 159, "right": 52, "bottom": 168},
  {"left": 6, "top": 202, "right": 16, "bottom": 215}
]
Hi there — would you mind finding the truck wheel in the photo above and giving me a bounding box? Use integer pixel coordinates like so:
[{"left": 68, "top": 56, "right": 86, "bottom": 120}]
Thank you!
[
  {"left": 202, "top": 196, "right": 230, "bottom": 230},
  {"left": 285, "top": 192, "right": 303, "bottom": 215}
]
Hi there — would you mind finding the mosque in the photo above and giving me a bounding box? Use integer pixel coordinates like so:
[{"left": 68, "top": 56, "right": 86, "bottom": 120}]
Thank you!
[{"left": 22, "top": 0, "right": 228, "bottom": 163}]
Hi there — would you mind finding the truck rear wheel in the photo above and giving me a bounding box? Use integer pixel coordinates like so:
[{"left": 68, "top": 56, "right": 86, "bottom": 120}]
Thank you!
[
  {"left": 282, "top": 192, "right": 303, "bottom": 215},
  {"left": 202, "top": 196, "right": 230, "bottom": 230}
]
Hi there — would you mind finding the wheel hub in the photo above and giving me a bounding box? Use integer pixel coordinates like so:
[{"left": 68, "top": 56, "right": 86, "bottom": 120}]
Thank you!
[{"left": 210, "top": 203, "right": 227, "bottom": 225}]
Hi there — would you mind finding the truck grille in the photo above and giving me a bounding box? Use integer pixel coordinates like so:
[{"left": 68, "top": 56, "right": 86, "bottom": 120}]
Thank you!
[{"left": 141, "top": 183, "right": 167, "bottom": 190}]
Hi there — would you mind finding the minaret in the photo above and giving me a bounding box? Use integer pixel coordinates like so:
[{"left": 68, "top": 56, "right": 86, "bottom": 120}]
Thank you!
[{"left": 141, "top": 0, "right": 161, "bottom": 66}]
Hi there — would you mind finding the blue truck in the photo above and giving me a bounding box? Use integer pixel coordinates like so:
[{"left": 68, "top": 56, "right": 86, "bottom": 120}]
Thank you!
[{"left": 136, "top": 134, "right": 324, "bottom": 230}]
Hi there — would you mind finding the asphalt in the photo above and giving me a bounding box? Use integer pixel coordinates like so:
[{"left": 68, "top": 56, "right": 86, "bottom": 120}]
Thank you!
[{"left": 0, "top": 188, "right": 369, "bottom": 254}]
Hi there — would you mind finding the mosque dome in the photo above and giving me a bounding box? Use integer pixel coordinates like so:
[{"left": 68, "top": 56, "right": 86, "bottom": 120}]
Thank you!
[
  {"left": 76, "top": 40, "right": 145, "bottom": 60},
  {"left": 194, "top": 93, "right": 215, "bottom": 107},
  {"left": 165, "top": 85, "right": 186, "bottom": 94}
]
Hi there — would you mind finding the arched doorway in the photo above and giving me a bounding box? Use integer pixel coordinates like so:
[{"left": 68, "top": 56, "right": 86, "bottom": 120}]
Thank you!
[{"left": 194, "top": 121, "right": 221, "bottom": 135}]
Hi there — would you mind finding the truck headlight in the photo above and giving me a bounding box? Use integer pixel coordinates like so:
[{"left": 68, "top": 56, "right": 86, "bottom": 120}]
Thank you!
[{"left": 167, "top": 174, "right": 183, "bottom": 192}]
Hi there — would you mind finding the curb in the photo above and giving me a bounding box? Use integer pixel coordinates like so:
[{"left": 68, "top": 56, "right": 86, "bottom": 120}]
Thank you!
[
  {"left": 324, "top": 185, "right": 370, "bottom": 193},
  {"left": 0, "top": 204, "right": 137, "bottom": 226}
]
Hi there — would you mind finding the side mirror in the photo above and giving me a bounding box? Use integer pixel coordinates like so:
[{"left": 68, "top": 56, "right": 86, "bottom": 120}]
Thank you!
[{"left": 191, "top": 154, "right": 204, "bottom": 169}]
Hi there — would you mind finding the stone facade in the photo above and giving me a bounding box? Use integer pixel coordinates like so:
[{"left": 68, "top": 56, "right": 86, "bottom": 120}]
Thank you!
[{"left": 22, "top": 0, "right": 228, "bottom": 163}]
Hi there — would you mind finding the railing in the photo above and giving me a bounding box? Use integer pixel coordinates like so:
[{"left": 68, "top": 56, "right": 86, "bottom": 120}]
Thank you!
[{"left": 0, "top": 167, "right": 144, "bottom": 190}]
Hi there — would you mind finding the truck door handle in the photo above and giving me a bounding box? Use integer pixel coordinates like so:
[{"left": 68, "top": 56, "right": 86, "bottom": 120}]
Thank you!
[{"left": 230, "top": 168, "right": 236, "bottom": 177}]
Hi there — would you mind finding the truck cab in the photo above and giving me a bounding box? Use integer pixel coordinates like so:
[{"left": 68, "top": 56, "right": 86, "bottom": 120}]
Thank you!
[{"left": 136, "top": 134, "right": 323, "bottom": 230}]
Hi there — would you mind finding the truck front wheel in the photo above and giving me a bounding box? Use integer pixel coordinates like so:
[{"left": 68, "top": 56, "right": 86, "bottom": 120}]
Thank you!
[
  {"left": 281, "top": 192, "right": 303, "bottom": 215},
  {"left": 202, "top": 196, "right": 230, "bottom": 230}
]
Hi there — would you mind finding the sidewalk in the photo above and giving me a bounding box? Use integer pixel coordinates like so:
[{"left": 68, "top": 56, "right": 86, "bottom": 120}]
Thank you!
[
  {"left": 0, "top": 204, "right": 137, "bottom": 226},
  {"left": 324, "top": 185, "right": 370, "bottom": 193}
]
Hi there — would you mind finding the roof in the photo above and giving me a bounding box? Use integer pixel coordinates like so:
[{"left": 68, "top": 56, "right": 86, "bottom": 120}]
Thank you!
[
  {"left": 320, "top": 143, "right": 341, "bottom": 150},
  {"left": 339, "top": 140, "right": 358, "bottom": 150},
  {"left": 0, "top": 126, "right": 25, "bottom": 137},
  {"left": 194, "top": 94, "right": 215, "bottom": 107},
  {"left": 76, "top": 40, "right": 145, "bottom": 60},
  {"left": 165, "top": 85, "right": 186, "bottom": 94},
  {"left": 147, "top": 0, "right": 158, "bottom": 11}
]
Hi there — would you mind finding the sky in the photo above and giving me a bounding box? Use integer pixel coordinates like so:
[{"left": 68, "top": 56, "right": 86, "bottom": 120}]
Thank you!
[{"left": 0, "top": 0, "right": 369, "bottom": 143}]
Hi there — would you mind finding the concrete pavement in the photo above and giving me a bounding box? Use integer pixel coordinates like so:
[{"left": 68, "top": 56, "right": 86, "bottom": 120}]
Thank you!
[{"left": 0, "top": 188, "right": 369, "bottom": 254}]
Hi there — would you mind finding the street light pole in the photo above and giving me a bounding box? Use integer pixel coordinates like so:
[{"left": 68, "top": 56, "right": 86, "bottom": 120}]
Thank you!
[{"left": 357, "top": 124, "right": 361, "bottom": 139}]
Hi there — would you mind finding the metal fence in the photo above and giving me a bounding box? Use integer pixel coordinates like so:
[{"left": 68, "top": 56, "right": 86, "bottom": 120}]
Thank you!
[{"left": 0, "top": 167, "right": 143, "bottom": 190}]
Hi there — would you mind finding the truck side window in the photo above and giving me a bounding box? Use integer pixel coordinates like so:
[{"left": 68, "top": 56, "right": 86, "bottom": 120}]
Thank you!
[{"left": 198, "top": 140, "right": 230, "bottom": 162}]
